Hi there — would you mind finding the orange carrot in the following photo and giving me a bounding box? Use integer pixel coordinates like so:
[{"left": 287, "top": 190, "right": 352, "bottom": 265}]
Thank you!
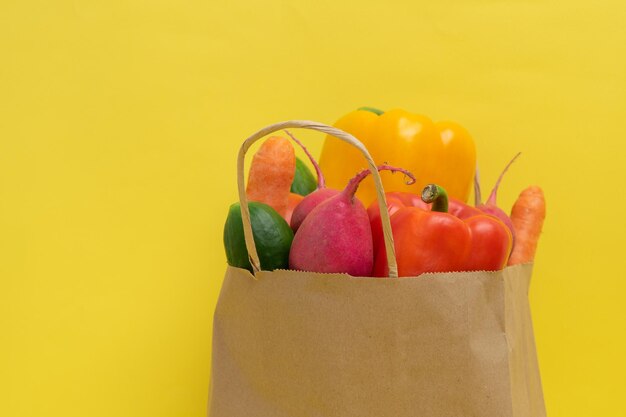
[
  {"left": 246, "top": 136, "right": 296, "bottom": 217},
  {"left": 508, "top": 186, "right": 546, "bottom": 265},
  {"left": 284, "top": 193, "right": 304, "bottom": 224}
]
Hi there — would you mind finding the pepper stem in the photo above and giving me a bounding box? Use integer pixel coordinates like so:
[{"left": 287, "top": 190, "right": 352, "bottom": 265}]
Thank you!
[
  {"left": 421, "top": 184, "right": 449, "bottom": 213},
  {"left": 357, "top": 106, "right": 384, "bottom": 115},
  {"left": 343, "top": 164, "right": 416, "bottom": 202}
]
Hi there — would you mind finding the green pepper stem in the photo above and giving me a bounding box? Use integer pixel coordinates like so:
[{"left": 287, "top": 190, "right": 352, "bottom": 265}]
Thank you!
[
  {"left": 357, "top": 106, "right": 384, "bottom": 115},
  {"left": 421, "top": 184, "right": 449, "bottom": 213}
]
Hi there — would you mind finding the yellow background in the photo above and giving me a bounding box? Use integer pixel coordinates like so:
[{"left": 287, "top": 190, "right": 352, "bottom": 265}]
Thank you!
[{"left": 1, "top": 1, "right": 625, "bottom": 416}]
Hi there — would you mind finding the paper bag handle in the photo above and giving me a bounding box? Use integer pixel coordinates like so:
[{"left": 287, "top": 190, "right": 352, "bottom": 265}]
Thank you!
[{"left": 237, "top": 120, "right": 399, "bottom": 278}]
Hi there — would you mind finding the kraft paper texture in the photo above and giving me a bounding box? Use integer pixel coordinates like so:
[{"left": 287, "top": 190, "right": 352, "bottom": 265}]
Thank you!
[{"left": 209, "top": 263, "right": 545, "bottom": 417}]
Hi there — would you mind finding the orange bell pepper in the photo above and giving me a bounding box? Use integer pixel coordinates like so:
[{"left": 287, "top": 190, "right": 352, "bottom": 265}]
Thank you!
[{"left": 319, "top": 108, "right": 476, "bottom": 205}]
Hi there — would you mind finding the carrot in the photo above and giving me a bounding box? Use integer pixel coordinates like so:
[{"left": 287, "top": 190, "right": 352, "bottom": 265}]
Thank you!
[
  {"left": 508, "top": 186, "right": 546, "bottom": 265},
  {"left": 246, "top": 136, "right": 296, "bottom": 217},
  {"left": 284, "top": 192, "right": 304, "bottom": 224}
]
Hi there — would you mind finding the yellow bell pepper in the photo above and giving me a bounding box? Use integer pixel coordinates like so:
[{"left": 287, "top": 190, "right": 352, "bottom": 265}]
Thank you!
[{"left": 318, "top": 108, "right": 476, "bottom": 205}]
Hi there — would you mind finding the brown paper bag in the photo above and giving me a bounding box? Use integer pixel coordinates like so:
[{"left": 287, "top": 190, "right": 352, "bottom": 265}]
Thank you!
[{"left": 209, "top": 121, "right": 546, "bottom": 417}]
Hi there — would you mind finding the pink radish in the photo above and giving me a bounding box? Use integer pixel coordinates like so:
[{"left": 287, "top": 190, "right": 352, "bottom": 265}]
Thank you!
[
  {"left": 290, "top": 188, "right": 339, "bottom": 232},
  {"left": 476, "top": 152, "right": 520, "bottom": 249},
  {"left": 284, "top": 130, "right": 340, "bottom": 232},
  {"left": 289, "top": 165, "right": 415, "bottom": 276}
]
